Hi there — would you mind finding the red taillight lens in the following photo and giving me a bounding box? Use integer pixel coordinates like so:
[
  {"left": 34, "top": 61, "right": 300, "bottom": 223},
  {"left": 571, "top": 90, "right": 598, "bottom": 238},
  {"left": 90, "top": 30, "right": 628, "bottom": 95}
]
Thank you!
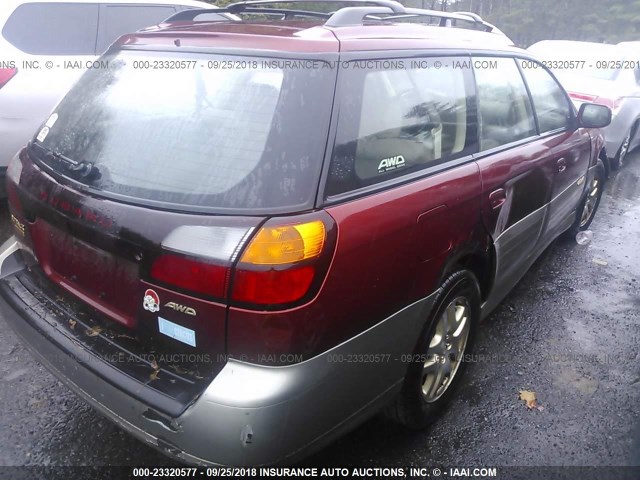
[
  {"left": 231, "top": 217, "right": 334, "bottom": 307},
  {"left": 151, "top": 254, "right": 229, "bottom": 298},
  {"left": 569, "top": 92, "right": 623, "bottom": 114},
  {"left": 568, "top": 92, "right": 597, "bottom": 103},
  {"left": 150, "top": 213, "right": 336, "bottom": 309},
  {"left": 594, "top": 96, "right": 623, "bottom": 113},
  {"left": 0, "top": 68, "right": 17, "bottom": 89},
  {"left": 232, "top": 266, "right": 315, "bottom": 305}
]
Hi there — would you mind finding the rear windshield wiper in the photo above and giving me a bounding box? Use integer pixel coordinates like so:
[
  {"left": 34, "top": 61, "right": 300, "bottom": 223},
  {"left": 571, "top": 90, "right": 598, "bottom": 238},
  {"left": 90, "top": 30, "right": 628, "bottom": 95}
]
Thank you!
[{"left": 30, "top": 142, "right": 101, "bottom": 182}]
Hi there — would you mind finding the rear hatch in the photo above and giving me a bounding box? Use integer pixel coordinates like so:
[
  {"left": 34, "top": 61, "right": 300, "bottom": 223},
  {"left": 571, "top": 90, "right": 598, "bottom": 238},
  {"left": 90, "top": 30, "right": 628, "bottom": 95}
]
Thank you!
[{"left": 7, "top": 48, "right": 335, "bottom": 412}]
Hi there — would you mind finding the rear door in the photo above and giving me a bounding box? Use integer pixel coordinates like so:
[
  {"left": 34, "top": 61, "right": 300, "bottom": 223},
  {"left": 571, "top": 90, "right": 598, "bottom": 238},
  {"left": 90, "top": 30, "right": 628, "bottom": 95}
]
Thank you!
[
  {"left": 519, "top": 60, "right": 591, "bottom": 242},
  {"left": 323, "top": 55, "right": 482, "bottom": 320},
  {"left": 472, "top": 56, "right": 556, "bottom": 310}
]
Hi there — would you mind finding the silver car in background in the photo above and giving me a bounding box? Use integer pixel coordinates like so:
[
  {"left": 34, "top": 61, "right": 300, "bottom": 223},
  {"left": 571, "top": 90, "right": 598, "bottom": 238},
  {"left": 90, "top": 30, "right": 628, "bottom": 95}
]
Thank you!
[
  {"left": 0, "top": 0, "right": 229, "bottom": 194},
  {"left": 528, "top": 40, "right": 640, "bottom": 171}
]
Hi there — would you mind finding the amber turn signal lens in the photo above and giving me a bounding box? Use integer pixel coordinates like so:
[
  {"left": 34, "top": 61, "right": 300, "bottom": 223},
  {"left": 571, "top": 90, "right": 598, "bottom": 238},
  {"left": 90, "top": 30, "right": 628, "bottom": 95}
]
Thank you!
[{"left": 240, "top": 220, "right": 326, "bottom": 265}]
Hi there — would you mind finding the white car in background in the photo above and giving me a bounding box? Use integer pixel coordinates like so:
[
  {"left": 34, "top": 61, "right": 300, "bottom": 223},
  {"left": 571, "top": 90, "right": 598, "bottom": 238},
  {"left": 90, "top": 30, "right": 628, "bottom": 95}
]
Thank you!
[
  {"left": 0, "top": 0, "right": 229, "bottom": 194},
  {"left": 528, "top": 40, "right": 640, "bottom": 172}
]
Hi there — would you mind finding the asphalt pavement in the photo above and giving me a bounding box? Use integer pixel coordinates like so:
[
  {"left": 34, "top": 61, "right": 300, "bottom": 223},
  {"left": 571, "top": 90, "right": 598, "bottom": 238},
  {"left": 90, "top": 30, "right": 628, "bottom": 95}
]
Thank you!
[{"left": 0, "top": 152, "right": 638, "bottom": 474}]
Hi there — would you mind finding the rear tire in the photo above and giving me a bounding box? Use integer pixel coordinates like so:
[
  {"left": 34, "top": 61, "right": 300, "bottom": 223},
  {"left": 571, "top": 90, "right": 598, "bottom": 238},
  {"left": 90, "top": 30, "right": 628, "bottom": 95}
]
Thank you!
[
  {"left": 611, "top": 130, "right": 631, "bottom": 170},
  {"left": 568, "top": 160, "right": 605, "bottom": 237},
  {"left": 386, "top": 270, "right": 481, "bottom": 429}
]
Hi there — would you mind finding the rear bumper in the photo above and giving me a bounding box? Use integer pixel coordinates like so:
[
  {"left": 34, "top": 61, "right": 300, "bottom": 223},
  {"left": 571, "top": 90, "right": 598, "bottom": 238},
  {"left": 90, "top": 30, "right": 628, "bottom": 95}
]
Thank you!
[{"left": 0, "top": 237, "right": 435, "bottom": 465}]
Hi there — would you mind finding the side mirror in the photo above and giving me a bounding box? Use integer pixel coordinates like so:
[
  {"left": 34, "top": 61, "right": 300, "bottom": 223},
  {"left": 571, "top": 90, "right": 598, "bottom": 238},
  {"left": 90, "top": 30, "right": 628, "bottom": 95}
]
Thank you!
[{"left": 576, "top": 103, "right": 612, "bottom": 129}]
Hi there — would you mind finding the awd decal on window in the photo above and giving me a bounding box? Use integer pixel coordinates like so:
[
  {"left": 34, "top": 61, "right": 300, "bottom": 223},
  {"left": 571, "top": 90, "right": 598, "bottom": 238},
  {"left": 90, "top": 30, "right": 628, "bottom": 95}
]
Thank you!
[{"left": 378, "top": 155, "right": 406, "bottom": 174}]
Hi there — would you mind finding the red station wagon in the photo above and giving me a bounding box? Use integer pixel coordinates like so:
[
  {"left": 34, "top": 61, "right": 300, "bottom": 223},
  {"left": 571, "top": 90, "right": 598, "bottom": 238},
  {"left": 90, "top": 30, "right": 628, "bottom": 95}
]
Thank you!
[{"left": 0, "top": 0, "right": 611, "bottom": 466}]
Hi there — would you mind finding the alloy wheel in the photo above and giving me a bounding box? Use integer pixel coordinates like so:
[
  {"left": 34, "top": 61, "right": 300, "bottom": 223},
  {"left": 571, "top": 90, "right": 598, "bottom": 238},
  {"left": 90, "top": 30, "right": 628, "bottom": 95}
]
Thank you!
[
  {"left": 422, "top": 296, "right": 471, "bottom": 403},
  {"left": 580, "top": 177, "right": 601, "bottom": 227}
]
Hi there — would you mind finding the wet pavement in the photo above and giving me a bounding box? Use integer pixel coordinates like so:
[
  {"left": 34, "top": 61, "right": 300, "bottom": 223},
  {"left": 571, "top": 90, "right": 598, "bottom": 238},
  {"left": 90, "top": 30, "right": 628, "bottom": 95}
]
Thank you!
[{"left": 0, "top": 153, "right": 638, "bottom": 473}]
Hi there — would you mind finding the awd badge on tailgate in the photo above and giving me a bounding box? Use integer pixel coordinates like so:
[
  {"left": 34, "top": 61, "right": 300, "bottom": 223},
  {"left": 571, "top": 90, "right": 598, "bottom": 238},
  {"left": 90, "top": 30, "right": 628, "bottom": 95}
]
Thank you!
[
  {"left": 165, "top": 302, "right": 197, "bottom": 316},
  {"left": 143, "top": 289, "right": 160, "bottom": 313}
]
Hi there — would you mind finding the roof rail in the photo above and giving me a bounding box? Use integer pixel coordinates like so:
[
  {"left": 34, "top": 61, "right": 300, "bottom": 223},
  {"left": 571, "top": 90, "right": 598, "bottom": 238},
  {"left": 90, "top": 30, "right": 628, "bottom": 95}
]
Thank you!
[
  {"left": 363, "top": 8, "right": 495, "bottom": 32},
  {"left": 170, "top": 7, "right": 331, "bottom": 21},
  {"left": 226, "top": 0, "right": 406, "bottom": 14},
  {"left": 164, "top": 0, "right": 503, "bottom": 36},
  {"left": 165, "top": 0, "right": 405, "bottom": 22}
]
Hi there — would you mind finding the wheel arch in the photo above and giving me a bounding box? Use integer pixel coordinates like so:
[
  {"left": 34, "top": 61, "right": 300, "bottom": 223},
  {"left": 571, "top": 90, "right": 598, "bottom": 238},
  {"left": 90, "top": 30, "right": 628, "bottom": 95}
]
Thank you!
[{"left": 436, "top": 242, "right": 495, "bottom": 304}]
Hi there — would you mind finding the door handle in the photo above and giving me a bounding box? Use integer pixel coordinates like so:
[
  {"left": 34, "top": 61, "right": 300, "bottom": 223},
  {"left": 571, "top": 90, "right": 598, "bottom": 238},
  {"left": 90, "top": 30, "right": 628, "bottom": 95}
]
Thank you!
[
  {"left": 557, "top": 158, "right": 567, "bottom": 173},
  {"left": 489, "top": 188, "right": 506, "bottom": 210}
]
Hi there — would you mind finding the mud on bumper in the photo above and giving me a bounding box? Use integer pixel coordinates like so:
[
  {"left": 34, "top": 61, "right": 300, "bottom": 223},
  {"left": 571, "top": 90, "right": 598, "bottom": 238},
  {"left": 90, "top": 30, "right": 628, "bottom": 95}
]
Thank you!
[{"left": 0, "top": 237, "right": 436, "bottom": 465}]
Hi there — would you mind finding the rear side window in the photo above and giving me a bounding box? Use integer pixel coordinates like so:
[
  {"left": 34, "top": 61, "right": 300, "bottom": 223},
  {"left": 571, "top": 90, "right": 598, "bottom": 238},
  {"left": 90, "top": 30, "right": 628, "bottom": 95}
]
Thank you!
[
  {"left": 31, "top": 51, "right": 335, "bottom": 213},
  {"left": 474, "top": 57, "right": 536, "bottom": 151},
  {"left": 519, "top": 62, "right": 572, "bottom": 133},
  {"left": 2, "top": 3, "right": 99, "bottom": 55},
  {"left": 96, "top": 5, "right": 177, "bottom": 53},
  {"left": 327, "top": 58, "right": 477, "bottom": 196}
]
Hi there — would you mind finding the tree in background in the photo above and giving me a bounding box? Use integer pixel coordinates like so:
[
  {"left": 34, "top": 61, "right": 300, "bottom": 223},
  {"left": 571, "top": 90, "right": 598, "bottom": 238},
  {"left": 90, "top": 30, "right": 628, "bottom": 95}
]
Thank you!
[
  {"left": 448, "top": 0, "right": 640, "bottom": 46},
  {"left": 202, "top": 0, "right": 640, "bottom": 46}
]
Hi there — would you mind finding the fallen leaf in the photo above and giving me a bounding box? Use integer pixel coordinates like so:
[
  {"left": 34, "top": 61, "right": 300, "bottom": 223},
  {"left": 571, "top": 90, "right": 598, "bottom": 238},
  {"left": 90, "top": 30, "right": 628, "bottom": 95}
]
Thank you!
[
  {"left": 85, "top": 326, "right": 103, "bottom": 337},
  {"left": 168, "top": 363, "right": 187, "bottom": 375},
  {"left": 117, "top": 333, "right": 137, "bottom": 341},
  {"left": 68, "top": 319, "right": 77, "bottom": 330},
  {"left": 519, "top": 390, "right": 539, "bottom": 410},
  {"left": 592, "top": 258, "right": 608, "bottom": 266}
]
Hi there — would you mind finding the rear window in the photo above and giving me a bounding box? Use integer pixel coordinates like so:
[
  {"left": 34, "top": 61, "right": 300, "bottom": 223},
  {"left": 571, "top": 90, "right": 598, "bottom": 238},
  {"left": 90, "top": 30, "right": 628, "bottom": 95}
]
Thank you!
[
  {"left": 2, "top": 3, "right": 99, "bottom": 55},
  {"left": 32, "top": 51, "right": 335, "bottom": 213}
]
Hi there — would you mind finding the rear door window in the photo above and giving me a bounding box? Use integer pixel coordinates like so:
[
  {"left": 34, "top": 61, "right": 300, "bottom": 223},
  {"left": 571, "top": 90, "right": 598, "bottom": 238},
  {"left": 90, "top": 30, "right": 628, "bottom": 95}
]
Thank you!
[
  {"left": 2, "top": 3, "right": 99, "bottom": 55},
  {"left": 327, "top": 57, "right": 477, "bottom": 196},
  {"left": 473, "top": 57, "right": 536, "bottom": 151},
  {"left": 519, "top": 61, "right": 572, "bottom": 133},
  {"left": 96, "top": 5, "right": 178, "bottom": 53},
  {"left": 30, "top": 51, "right": 336, "bottom": 213}
]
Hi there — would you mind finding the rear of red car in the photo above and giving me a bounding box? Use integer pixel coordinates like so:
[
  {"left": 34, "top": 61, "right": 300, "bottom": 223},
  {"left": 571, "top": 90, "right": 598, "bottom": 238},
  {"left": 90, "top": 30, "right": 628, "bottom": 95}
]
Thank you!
[
  {"left": 1, "top": 30, "right": 447, "bottom": 462},
  {"left": 7, "top": 47, "right": 341, "bottom": 354},
  {"left": 0, "top": 26, "right": 482, "bottom": 463}
]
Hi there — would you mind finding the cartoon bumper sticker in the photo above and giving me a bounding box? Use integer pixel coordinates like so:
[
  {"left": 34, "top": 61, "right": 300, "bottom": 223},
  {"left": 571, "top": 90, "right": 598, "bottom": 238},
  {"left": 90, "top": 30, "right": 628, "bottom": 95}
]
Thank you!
[{"left": 143, "top": 289, "right": 160, "bottom": 313}]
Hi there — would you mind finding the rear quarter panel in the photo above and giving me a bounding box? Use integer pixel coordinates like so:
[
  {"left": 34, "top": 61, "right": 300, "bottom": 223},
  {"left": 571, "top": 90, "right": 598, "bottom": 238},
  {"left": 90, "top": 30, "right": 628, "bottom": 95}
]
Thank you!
[{"left": 226, "top": 163, "right": 485, "bottom": 362}]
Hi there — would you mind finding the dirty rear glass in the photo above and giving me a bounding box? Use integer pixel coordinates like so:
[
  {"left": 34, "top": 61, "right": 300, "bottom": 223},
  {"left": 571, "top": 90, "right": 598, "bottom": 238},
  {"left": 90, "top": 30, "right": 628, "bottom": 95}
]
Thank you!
[{"left": 32, "top": 51, "right": 335, "bottom": 212}]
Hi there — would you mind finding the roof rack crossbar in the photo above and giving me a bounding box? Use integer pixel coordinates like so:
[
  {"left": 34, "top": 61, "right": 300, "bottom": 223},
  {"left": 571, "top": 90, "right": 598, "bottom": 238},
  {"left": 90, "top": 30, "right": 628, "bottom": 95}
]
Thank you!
[
  {"left": 165, "top": 1, "right": 404, "bottom": 23},
  {"left": 332, "top": 7, "right": 492, "bottom": 29},
  {"left": 229, "top": 7, "right": 331, "bottom": 19},
  {"left": 226, "top": 0, "right": 405, "bottom": 14},
  {"left": 163, "top": 1, "right": 500, "bottom": 36},
  {"left": 165, "top": 6, "right": 331, "bottom": 22}
]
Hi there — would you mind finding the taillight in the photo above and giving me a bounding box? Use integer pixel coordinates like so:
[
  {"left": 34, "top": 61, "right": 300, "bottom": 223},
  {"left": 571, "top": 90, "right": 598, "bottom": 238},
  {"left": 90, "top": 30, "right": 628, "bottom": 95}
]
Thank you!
[
  {"left": 568, "top": 92, "right": 597, "bottom": 103},
  {"left": 569, "top": 91, "right": 623, "bottom": 115},
  {"left": 151, "top": 254, "right": 229, "bottom": 298},
  {"left": 594, "top": 96, "right": 624, "bottom": 115},
  {"left": 239, "top": 220, "right": 326, "bottom": 265},
  {"left": 150, "top": 213, "right": 336, "bottom": 309},
  {"left": 233, "top": 216, "right": 335, "bottom": 307},
  {"left": 232, "top": 266, "right": 316, "bottom": 305},
  {"left": 0, "top": 68, "right": 17, "bottom": 89},
  {"left": 150, "top": 224, "right": 253, "bottom": 299}
]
